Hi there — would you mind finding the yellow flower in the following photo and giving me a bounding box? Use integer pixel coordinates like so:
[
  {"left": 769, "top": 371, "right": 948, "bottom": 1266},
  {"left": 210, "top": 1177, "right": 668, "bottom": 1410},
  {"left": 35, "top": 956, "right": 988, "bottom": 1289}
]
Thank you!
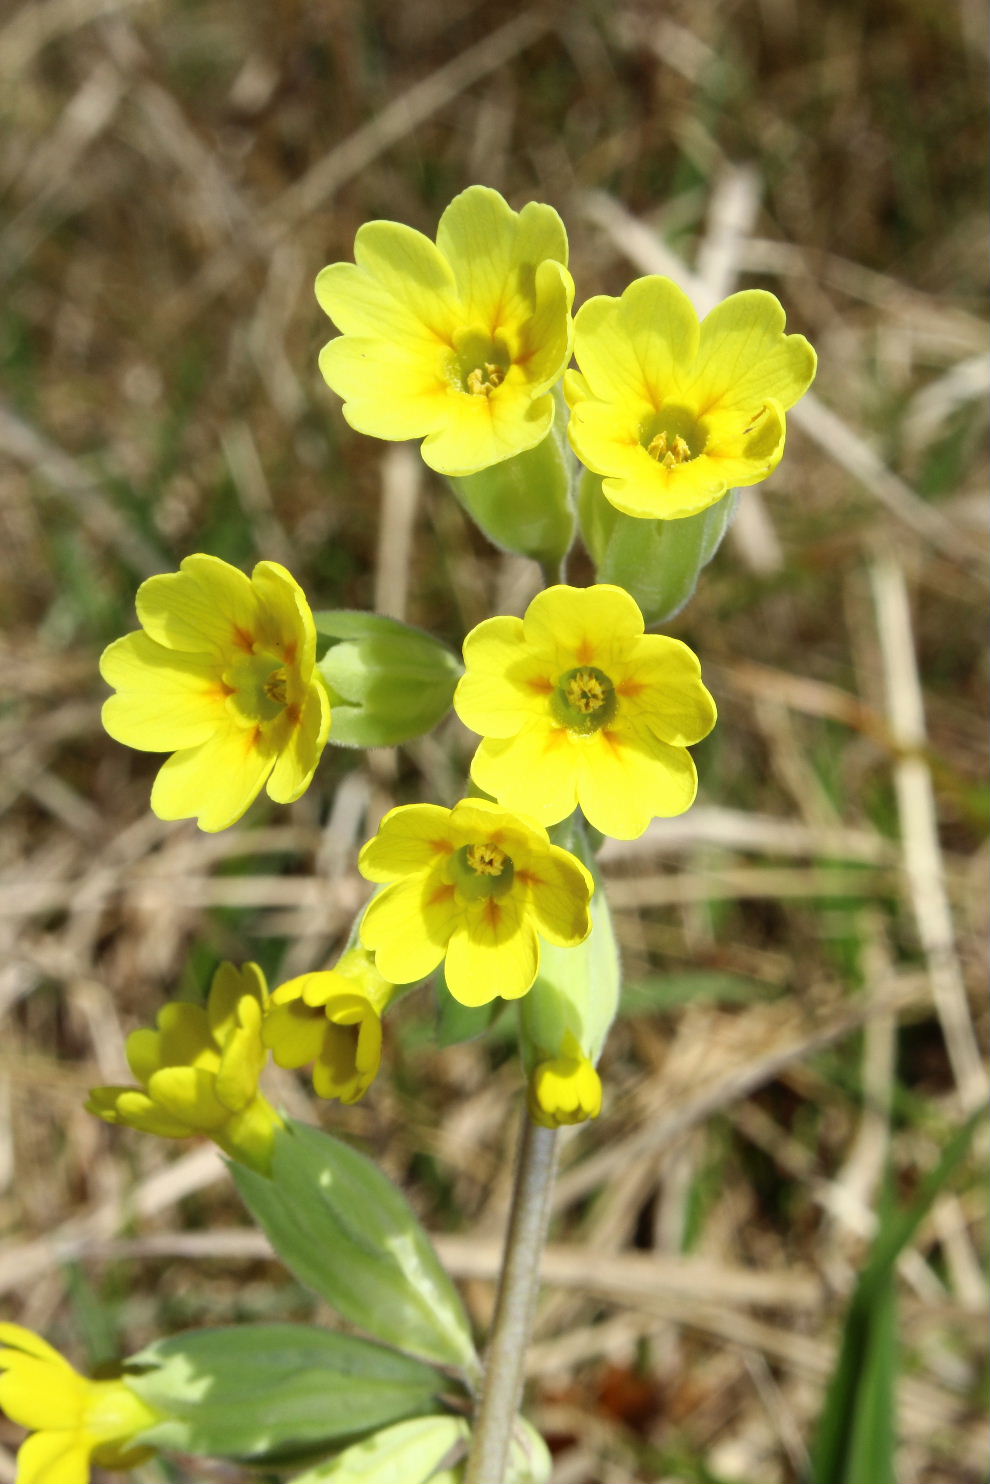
[
  {"left": 566, "top": 277, "right": 816, "bottom": 519},
  {"left": 262, "top": 949, "right": 396, "bottom": 1104},
  {"left": 0, "top": 1324, "right": 160, "bottom": 1484},
  {"left": 358, "top": 798, "right": 593, "bottom": 1007},
  {"left": 528, "top": 1031, "right": 603, "bottom": 1128},
  {"left": 316, "top": 185, "right": 574, "bottom": 477},
  {"left": 100, "top": 554, "right": 331, "bottom": 832},
  {"left": 87, "top": 962, "right": 283, "bottom": 1174},
  {"left": 454, "top": 584, "right": 716, "bottom": 840}
]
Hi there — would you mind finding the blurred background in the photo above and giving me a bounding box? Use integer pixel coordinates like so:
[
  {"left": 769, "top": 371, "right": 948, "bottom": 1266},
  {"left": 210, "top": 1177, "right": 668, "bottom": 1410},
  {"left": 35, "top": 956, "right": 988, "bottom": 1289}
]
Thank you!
[{"left": 0, "top": 1, "right": 987, "bottom": 1480}]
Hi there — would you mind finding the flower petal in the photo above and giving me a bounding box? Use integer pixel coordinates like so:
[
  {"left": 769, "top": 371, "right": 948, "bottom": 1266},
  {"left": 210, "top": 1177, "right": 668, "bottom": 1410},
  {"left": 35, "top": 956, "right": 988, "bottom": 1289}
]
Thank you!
[
  {"left": 360, "top": 870, "right": 459, "bottom": 984},
  {"left": 436, "top": 187, "right": 568, "bottom": 332},
  {"left": 317, "top": 218, "right": 459, "bottom": 343},
  {"left": 250, "top": 561, "right": 317, "bottom": 673},
  {"left": 266, "top": 679, "right": 331, "bottom": 804},
  {"left": 520, "top": 845, "right": 593, "bottom": 947},
  {"left": 522, "top": 583, "right": 644, "bottom": 673},
  {"left": 319, "top": 335, "right": 451, "bottom": 443},
  {"left": 14, "top": 1428, "right": 93, "bottom": 1484},
  {"left": 149, "top": 721, "right": 275, "bottom": 832},
  {"left": 358, "top": 804, "right": 454, "bottom": 883},
  {"left": 419, "top": 380, "right": 555, "bottom": 477},
  {"left": 577, "top": 727, "right": 698, "bottom": 838},
  {"left": 85, "top": 1087, "right": 192, "bottom": 1138},
  {"left": 618, "top": 636, "right": 718, "bottom": 746},
  {"left": 469, "top": 726, "right": 578, "bottom": 828},
  {"left": 135, "top": 553, "right": 260, "bottom": 657},
  {"left": 444, "top": 897, "right": 539, "bottom": 1005},
  {"left": 261, "top": 1001, "right": 326, "bottom": 1069},
  {"left": 688, "top": 289, "right": 817, "bottom": 416},
  {"left": 155, "top": 1003, "right": 216, "bottom": 1071},
  {"left": 100, "top": 633, "right": 225, "bottom": 753},
  {"left": 573, "top": 277, "right": 699, "bottom": 406},
  {"left": 456, "top": 615, "right": 549, "bottom": 739},
  {"left": 147, "top": 1066, "right": 230, "bottom": 1131}
]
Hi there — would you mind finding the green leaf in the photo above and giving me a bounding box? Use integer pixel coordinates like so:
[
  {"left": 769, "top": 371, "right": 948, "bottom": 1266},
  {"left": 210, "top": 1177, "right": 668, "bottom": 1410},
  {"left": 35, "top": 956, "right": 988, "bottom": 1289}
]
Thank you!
[
  {"left": 314, "top": 611, "right": 462, "bottom": 748},
  {"left": 125, "top": 1323, "right": 446, "bottom": 1463},
  {"left": 232, "top": 1120, "right": 481, "bottom": 1382},
  {"left": 285, "top": 1415, "right": 469, "bottom": 1483},
  {"left": 808, "top": 1110, "right": 981, "bottom": 1484}
]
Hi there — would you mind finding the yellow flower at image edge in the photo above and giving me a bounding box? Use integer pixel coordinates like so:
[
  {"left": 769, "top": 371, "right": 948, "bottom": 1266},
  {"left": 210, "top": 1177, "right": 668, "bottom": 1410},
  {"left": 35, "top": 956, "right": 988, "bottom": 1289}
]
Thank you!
[
  {"left": 358, "top": 798, "right": 594, "bottom": 1007},
  {"left": 528, "top": 1032, "right": 603, "bottom": 1129},
  {"left": 0, "top": 1325, "right": 160, "bottom": 1484},
  {"left": 100, "top": 554, "right": 331, "bottom": 831},
  {"left": 454, "top": 584, "right": 716, "bottom": 840},
  {"left": 87, "top": 962, "right": 282, "bottom": 1174},
  {"left": 566, "top": 276, "right": 817, "bottom": 519},
  {"left": 262, "top": 949, "right": 396, "bottom": 1104},
  {"left": 316, "top": 185, "right": 574, "bottom": 476}
]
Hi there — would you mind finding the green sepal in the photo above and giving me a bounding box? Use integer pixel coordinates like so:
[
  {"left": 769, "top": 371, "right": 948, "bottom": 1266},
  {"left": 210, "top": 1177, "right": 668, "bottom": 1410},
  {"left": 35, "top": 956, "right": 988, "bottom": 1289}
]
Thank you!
[
  {"left": 315, "top": 611, "right": 462, "bottom": 748},
  {"left": 124, "top": 1323, "right": 446, "bottom": 1463},
  {"left": 231, "top": 1119, "right": 481, "bottom": 1383},
  {"left": 578, "top": 467, "right": 738, "bottom": 623},
  {"left": 284, "top": 1415, "right": 469, "bottom": 1483},
  {"left": 447, "top": 394, "right": 575, "bottom": 569},
  {"left": 519, "top": 822, "right": 619, "bottom": 1072}
]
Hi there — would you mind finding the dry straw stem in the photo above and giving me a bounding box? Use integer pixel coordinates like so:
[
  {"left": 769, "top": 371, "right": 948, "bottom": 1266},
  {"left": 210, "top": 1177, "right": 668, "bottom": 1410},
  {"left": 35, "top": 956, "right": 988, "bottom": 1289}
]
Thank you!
[{"left": 868, "top": 552, "right": 987, "bottom": 1111}]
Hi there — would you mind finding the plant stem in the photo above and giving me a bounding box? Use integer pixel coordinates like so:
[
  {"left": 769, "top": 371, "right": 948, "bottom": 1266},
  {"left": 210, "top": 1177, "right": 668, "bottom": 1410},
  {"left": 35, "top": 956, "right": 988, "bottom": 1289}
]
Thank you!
[{"left": 463, "top": 1114, "right": 559, "bottom": 1484}]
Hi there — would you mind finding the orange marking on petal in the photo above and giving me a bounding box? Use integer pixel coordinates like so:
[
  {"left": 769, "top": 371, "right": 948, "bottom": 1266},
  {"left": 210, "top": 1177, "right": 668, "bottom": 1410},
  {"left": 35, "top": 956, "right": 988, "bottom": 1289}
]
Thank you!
[
  {"left": 616, "top": 677, "right": 646, "bottom": 698},
  {"left": 429, "top": 838, "right": 455, "bottom": 857},
  {"left": 286, "top": 703, "right": 301, "bottom": 726},
  {"left": 284, "top": 640, "right": 298, "bottom": 664},
  {"left": 428, "top": 882, "right": 456, "bottom": 907},
  {"left": 232, "top": 626, "right": 255, "bottom": 653},
  {"left": 576, "top": 637, "right": 595, "bottom": 665},
  {"left": 515, "top": 868, "right": 542, "bottom": 888},
  {"left": 483, "top": 898, "right": 502, "bottom": 930},
  {"left": 527, "top": 675, "right": 554, "bottom": 695},
  {"left": 600, "top": 728, "right": 625, "bottom": 760}
]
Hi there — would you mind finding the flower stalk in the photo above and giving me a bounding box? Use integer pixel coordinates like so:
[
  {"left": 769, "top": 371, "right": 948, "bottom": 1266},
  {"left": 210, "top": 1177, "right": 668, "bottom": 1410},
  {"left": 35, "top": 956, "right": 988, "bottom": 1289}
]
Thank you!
[{"left": 463, "top": 1114, "right": 559, "bottom": 1484}]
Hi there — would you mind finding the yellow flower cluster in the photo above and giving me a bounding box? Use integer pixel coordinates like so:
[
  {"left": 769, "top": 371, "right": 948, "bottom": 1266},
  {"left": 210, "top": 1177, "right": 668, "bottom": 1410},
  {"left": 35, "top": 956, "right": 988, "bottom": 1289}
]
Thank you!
[
  {"left": 92, "top": 187, "right": 817, "bottom": 1148},
  {"left": 316, "top": 187, "right": 815, "bottom": 517},
  {"left": 87, "top": 955, "right": 399, "bottom": 1169}
]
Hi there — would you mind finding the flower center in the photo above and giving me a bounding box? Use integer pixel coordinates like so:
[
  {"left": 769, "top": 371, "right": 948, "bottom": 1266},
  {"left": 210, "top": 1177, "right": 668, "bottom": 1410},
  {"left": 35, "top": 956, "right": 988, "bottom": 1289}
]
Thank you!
[
  {"left": 223, "top": 651, "right": 290, "bottom": 726},
  {"left": 642, "top": 405, "right": 707, "bottom": 466},
  {"left": 451, "top": 841, "right": 516, "bottom": 899},
  {"left": 550, "top": 665, "right": 617, "bottom": 735},
  {"left": 647, "top": 430, "right": 692, "bottom": 466},
  {"left": 264, "top": 666, "right": 288, "bottom": 705},
  {"left": 451, "top": 326, "right": 512, "bottom": 397},
  {"left": 466, "top": 362, "right": 505, "bottom": 397}
]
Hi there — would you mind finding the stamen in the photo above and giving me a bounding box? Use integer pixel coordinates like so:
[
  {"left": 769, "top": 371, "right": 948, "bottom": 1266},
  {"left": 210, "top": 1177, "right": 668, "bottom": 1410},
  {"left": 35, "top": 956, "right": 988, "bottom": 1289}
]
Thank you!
[
  {"left": 565, "top": 670, "right": 607, "bottom": 714},
  {"left": 465, "top": 842, "right": 508, "bottom": 877},
  {"left": 264, "top": 667, "right": 288, "bottom": 706},
  {"left": 466, "top": 362, "right": 505, "bottom": 397},
  {"left": 647, "top": 430, "right": 692, "bottom": 467}
]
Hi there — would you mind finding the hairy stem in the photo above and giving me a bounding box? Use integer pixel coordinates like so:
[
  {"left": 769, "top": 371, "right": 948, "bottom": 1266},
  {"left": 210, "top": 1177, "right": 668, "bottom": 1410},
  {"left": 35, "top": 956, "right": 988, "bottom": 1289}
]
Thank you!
[{"left": 463, "top": 1115, "right": 559, "bottom": 1484}]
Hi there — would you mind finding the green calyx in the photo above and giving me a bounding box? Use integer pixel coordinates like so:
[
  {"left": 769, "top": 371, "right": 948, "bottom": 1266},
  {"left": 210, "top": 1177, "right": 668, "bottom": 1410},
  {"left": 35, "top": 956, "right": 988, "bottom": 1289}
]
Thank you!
[
  {"left": 450, "top": 842, "right": 516, "bottom": 900},
  {"left": 549, "top": 666, "right": 617, "bottom": 735}
]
